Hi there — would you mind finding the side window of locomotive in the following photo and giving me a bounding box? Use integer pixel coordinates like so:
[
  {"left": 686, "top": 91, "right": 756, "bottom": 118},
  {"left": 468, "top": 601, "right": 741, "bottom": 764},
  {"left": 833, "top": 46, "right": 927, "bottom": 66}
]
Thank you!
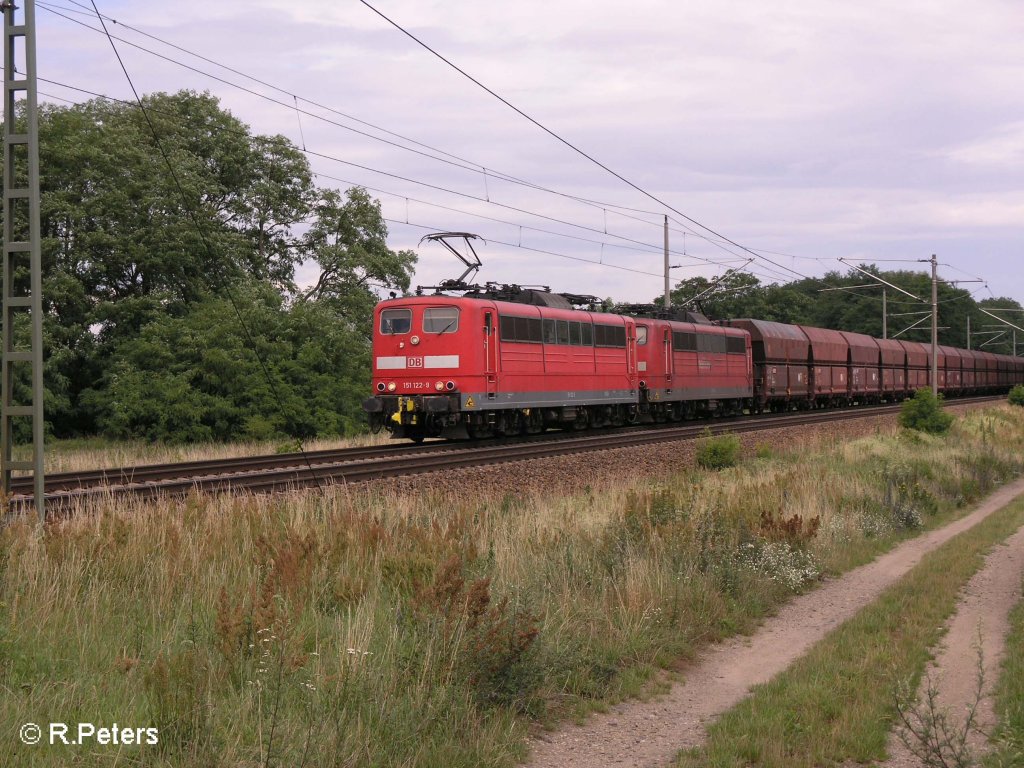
[
  {"left": 581, "top": 322, "right": 593, "bottom": 346},
  {"left": 380, "top": 308, "right": 412, "bottom": 335},
  {"left": 543, "top": 319, "right": 557, "bottom": 344},
  {"left": 672, "top": 331, "right": 697, "bottom": 351},
  {"left": 423, "top": 307, "right": 460, "bottom": 334},
  {"left": 636, "top": 325, "right": 648, "bottom": 346},
  {"left": 557, "top": 320, "right": 570, "bottom": 345},
  {"left": 594, "top": 324, "right": 627, "bottom": 348},
  {"left": 569, "top": 321, "right": 582, "bottom": 346},
  {"left": 499, "top": 315, "right": 543, "bottom": 343},
  {"left": 499, "top": 314, "right": 516, "bottom": 341},
  {"left": 726, "top": 336, "right": 746, "bottom": 354},
  {"left": 696, "top": 333, "right": 727, "bottom": 354}
]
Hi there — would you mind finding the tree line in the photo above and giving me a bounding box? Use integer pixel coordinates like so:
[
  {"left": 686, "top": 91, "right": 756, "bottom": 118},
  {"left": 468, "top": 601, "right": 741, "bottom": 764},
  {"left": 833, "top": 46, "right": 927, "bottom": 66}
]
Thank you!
[
  {"left": 2, "top": 90, "right": 415, "bottom": 443},
  {"left": 661, "top": 270, "right": 1023, "bottom": 352}
]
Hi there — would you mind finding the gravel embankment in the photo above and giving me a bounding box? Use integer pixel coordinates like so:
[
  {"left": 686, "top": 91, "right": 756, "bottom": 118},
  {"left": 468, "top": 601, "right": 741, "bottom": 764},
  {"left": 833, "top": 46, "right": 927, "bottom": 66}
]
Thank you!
[{"left": 377, "top": 403, "right": 985, "bottom": 501}]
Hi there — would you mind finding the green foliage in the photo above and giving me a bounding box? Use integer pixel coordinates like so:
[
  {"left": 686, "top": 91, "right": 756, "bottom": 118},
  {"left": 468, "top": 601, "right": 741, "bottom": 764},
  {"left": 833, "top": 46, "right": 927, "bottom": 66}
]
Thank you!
[
  {"left": 0, "top": 90, "right": 415, "bottom": 442},
  {"left": 665, "top": 268, "right": 1023, "bottom": 357},
  {"left": 989, "top": 584, "right": 1024, "bottom": 767},
  {"left": 696, "top": 430, "right": 742, "bottom": 470},
  {"left": 1009, "top": 384, "right": 1024, "bottom": 407},
  {"left": 899, "top": 388, "right": 955, "bottom": 435},
  {"left": 81, "top": 283, "right": 376, "bottom": 442}
]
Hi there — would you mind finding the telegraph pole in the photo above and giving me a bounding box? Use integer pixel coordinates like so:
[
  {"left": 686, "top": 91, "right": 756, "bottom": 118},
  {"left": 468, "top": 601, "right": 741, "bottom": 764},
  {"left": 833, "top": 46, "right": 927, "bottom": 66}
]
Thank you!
[
  {"left": 930, "top": 254, "right": 938, "bottom": 396},
  {"left": 663, "top": 215, "right": 670, "bottom": 309},
  {"left": 967, "top": 315, "right": 971, "bottom": 351},
  {"left": 882, "top": 287, "right": 887, "bottom": 339},
  {"left": 2, "top": 0, "right": 45, "bottom": 521}
]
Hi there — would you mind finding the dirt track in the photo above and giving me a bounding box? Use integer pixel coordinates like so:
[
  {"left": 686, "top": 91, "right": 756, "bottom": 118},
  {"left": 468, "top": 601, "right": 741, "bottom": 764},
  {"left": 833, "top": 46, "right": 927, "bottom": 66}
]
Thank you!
[
  {"left": 525, "top": 478, "right": 1024, "bottom": 768},
  {"left": 879, "top": 523, "right": 1024, "bottom": 767}
]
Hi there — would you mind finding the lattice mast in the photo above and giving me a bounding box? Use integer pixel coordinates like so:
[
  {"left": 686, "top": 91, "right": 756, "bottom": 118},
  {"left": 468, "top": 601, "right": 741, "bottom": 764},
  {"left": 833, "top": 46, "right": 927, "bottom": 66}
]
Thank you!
[{"left": 1, "top": 0, "right": 45, "bottom": 521}]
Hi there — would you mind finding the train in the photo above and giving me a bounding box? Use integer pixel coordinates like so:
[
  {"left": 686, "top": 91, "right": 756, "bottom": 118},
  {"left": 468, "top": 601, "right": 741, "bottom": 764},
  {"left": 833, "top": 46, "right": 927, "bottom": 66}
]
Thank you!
[{"left": 362, "top": 285, "right": 1024, "bottom": 442}]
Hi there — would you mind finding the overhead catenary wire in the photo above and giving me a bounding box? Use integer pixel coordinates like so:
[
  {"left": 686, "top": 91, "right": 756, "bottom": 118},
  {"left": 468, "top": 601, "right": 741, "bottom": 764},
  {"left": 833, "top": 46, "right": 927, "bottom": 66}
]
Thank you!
[
  {"left": 355, "top": 0, "right": 829, "bottom": 287},
  {"left": 38, "top": 0, "right": 692, "bottom": 232},
  {"left": 385, "top": 217, "right": 765, "bottom": 286},
  {"left": 38, "top": 64, "right": 981, "bottom": 304},
  {"left": 40, "top": 0, "right": 841, "bottom": 284},
  {"left": 17, "top": 67, "right": 744, "bottom": 279}
]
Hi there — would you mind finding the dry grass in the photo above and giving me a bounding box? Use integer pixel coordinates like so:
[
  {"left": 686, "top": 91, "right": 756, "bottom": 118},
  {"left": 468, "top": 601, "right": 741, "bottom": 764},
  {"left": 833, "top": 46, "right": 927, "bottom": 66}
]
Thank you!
[
  {"left": 1, "top": 406, "right": 1023, "bottom": 766},
  {"left": 10, "top": 431, "right": 392, "bottom": 475}
]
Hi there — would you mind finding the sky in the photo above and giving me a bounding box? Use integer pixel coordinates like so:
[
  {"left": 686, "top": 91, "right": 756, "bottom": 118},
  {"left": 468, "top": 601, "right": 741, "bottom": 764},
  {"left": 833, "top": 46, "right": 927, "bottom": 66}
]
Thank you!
[{"left": 26, "top": 0, "right": 1024, "bottom": 318}]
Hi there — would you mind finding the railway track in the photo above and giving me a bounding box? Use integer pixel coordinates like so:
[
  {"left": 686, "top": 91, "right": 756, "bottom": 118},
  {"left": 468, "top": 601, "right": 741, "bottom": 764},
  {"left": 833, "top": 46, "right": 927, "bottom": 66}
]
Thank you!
[{"left": 7, "top": 395, "right": 1004, "bottom": 515}]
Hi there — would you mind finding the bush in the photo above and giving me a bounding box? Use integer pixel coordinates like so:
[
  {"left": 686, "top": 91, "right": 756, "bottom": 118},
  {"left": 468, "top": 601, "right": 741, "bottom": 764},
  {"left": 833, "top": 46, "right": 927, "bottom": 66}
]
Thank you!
[
  {"left": 696, "top": 430, "right": 741, "bottom": 470},
  {"left": 1009, "top": 384, "right": 1024, "bottom": 407},
  {"left": 899, "top": 388, "right": 954, "bottom": 435}
]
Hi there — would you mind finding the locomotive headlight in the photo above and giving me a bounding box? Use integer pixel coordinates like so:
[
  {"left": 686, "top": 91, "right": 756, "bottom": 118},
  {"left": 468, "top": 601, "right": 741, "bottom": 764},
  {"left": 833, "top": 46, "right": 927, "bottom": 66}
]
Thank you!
[
  {"left": 376, "top": 382, "right": 386, "bottom": 392},
  {"left": 435, "top": 381, "right": 444, "bottom": 391},
  {"left": 387, "top": 382, "right": 397, "bottom": 392},
  {"left": 410, "top": 335, "right": 421, "bottom": 345}
]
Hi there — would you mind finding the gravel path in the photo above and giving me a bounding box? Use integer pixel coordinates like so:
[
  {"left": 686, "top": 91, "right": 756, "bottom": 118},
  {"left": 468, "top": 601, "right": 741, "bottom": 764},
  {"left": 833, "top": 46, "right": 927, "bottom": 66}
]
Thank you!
[
  {"left": 524, "top": 478, "right": 1024, "bottom": 768},
  {"left": 878, "top": 523, "right": 1024, "bottom": 767}
]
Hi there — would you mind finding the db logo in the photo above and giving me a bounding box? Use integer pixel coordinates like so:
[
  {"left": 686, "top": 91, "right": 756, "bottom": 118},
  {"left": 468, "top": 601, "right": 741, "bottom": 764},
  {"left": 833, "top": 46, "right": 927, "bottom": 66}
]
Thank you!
[{"left": 407, "top": 357, "right": 424, "bottom": 368}]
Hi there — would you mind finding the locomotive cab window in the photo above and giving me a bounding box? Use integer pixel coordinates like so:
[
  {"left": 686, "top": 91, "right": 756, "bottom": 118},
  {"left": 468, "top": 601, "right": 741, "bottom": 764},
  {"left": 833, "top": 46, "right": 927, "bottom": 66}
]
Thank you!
[
  {"left": 423, "top": 307, "right": 460, "bottom": 334},
  {"left": 380, "top": 308, "right": 412, "bottom": 335},
  {"left": 636, "top": 325, "right": 648, "bottom": 346}
]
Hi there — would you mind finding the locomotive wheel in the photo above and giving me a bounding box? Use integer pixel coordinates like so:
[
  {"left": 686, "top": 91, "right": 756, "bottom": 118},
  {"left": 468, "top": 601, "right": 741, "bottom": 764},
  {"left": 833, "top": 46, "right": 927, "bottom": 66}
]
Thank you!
[
  {"left": 572, "top": 409, "right": 590, "bottom": 430},
  {"left": 466, "top": 421, "right": 493, "bottom": 439},
  {"left": 524, "top": 410, "right": 545, "bottom": 435}
]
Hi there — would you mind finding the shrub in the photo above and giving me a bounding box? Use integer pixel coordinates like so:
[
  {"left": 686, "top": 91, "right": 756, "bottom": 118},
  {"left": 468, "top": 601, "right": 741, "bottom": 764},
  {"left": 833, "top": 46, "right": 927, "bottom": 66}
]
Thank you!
[
  {"left": 898, "top": 388, "right": 954, "bottom": 435},
  {"left": 1009, "top": 384, "right": 1024, "bottom": 407},
  {"left": 696, "top": 430, "right": 741, "bottom": 470}
]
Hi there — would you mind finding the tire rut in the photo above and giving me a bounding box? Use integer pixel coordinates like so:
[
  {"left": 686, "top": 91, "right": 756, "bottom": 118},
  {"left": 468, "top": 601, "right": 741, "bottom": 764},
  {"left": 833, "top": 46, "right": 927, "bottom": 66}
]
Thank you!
[{"left": 524, "top": 478, "right": 1024, "bottom": 768}]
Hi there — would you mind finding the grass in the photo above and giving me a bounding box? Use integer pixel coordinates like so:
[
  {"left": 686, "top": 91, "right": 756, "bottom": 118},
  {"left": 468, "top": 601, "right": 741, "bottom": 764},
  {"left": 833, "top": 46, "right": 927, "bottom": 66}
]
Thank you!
[
  {"left": 674, "top": 493, "right": 1024, "bottom": 768},
  {"left": 987, "top": 577, "right": 1024, "bottom": 767},
  {"left": 1, "top": 406, "right": 1023, "bottom": 766},
  {"left": 9, "top": 431, "right": 390, "bottom": 475}
]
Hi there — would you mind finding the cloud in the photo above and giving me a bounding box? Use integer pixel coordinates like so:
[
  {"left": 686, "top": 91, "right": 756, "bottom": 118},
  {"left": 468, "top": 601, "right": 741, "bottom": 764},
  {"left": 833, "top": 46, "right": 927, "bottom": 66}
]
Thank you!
[{"left": 38, "top": 0, "right": 1024, "bottom": 305}]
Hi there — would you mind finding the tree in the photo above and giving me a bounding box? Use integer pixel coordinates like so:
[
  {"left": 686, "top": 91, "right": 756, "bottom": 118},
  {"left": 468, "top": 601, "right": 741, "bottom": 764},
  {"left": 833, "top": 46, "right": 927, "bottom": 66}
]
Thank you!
[
  {"left": 663, "top": 265, "right": 1013, "bottom": 352},
  {"left": 300, "top": 187, "right": 416, "bottom": 332},
  {"left": 2, "top": 90, "right": 415, "bottom": 441},
  {"left": 82, "top": 284, "right": 385, "bottom": 443}
]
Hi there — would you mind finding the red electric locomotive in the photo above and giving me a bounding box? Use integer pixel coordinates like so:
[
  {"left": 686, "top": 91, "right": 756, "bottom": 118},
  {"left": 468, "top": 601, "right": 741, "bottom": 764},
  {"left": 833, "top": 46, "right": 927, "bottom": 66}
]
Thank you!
[
  {"left": 633, "top": 317, "right": 752, "bottom": 419},
  {"left": 363, "top": 289, "right": 639, "bottom": 441}
]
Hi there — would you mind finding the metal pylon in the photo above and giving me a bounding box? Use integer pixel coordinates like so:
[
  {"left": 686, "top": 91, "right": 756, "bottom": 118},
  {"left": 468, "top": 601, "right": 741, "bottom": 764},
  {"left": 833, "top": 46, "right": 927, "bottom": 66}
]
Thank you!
[{"left": 1, "top": 0, "right": 44, "bottom": 522}]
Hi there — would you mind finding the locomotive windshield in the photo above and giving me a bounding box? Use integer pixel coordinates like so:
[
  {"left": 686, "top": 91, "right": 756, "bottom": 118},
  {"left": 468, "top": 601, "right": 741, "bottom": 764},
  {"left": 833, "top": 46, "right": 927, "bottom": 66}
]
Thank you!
[
  {"left": 380, "top": 308, "right": 412, "bottom": 335},
  {"left": 423, "top": 306, "right": 460, "bottom": 334}
]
